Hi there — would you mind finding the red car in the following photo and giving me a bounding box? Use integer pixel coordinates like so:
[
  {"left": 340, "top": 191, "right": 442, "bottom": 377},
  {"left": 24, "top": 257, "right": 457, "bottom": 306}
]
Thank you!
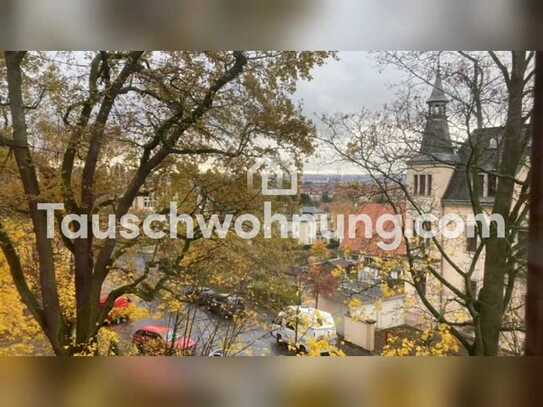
[
  {"left": 132, "top": 325, "right": 196, "bottom": 355},
  {"left": 100, "top": 295, "right": 132, "bottom": 324}
]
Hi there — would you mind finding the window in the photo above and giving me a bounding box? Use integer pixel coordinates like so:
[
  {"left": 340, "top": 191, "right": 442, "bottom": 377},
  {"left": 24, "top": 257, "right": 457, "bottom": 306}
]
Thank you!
[
  {"left": 387, "top": 270, "right": 401, "bottom": 289},
  {"left": 422, "top": 221, "right": 432, "bottom": 247},
  {"left": 413, "top": 219, "right": 422, "bottom": 238},
  {"left": 419, "top": 273, "right": 427, "bottom": 297},
  {"left": 412, "top": 220, "right": 432, "bottom": 233},
  {"left": 477, "top": 173, "right": 497, "bottom": 198},
  {"left": 360, "top": 268, "right": 378, "bottom": 283},
  {"left": 419, "top": 174, "right": 426, "bottom": 195},
  {"left": 143, "top": 196, "right": 155, "bottom": 209},
  {"left": 478, "top": 174, "right": 485, "bottom": 197},
  {"left": 414, "top": 174, "right": 432, "bottom": 196},
  {"left": 413, "top": 220, "right": 432, "bottom": 248},
  {"left": 466, "top": 234, "right": 477, "bottom": 252},
  {"left": 468, "top": 279, "right": 478, "bottom": 296},
  {"left": 431, "top": 104, "right": 445, "bottom": 116},
  {"left": 488, "top": 174, "right": 497, "bottom": 197}
]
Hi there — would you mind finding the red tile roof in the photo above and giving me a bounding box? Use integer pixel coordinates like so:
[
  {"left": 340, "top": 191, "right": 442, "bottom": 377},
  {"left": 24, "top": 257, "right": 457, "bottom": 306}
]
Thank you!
[{"left": 340, "top": 203, "right": 406, "bottom": 257}]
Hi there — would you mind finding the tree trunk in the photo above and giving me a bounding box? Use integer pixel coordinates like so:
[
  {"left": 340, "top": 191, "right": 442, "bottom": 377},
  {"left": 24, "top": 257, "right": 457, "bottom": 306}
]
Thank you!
[
  {"left": 4, "top": 51, "right": 67, "bottom": 355},
  {"left": 526, "top": 52, "right": 543, "bottom": 355},
  {"left": 476, "top": 51, "right": 528, "bottom": 355}
]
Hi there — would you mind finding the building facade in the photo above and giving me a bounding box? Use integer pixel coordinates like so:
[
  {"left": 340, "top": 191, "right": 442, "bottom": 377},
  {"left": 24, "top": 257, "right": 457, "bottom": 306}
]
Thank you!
[{"left": 404, "top": 74, "right": 528, "bottom": 346}]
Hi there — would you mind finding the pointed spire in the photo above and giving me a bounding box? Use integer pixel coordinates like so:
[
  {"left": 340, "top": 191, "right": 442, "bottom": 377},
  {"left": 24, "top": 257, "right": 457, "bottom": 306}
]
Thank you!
[
  {"left": 427, "top": 71, "right": 449, "bottom": 104},
  {"left": 418, "top": 70, "right": 455, "bottom": 158}
]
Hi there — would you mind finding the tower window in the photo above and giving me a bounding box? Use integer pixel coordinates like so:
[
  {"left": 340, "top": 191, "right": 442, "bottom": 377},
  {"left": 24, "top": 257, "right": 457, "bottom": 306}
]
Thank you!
[
  {"left": 414, "top": 174, "right": 432, "bottom": 196},
  {"left": 430, "top": 103, "right": 446, "bottom": 116},
  {"left": 419, "top": 174, "right": 426, "bottom": 195}
]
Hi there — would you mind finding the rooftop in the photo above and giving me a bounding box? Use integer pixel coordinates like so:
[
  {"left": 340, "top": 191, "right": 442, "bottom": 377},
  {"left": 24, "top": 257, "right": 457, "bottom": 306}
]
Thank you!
[
  {"left": 340, "top": 203, "right": 407, "bottom": 257},
  {"left": 427, "top": 74, "right": 449, "bottom": 104}
]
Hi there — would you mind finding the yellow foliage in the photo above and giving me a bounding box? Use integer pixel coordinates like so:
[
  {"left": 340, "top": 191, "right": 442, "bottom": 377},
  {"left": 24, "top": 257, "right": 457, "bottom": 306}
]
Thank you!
[
  {"left": 97, "top": 328, "right": 120, "bottom": 356},
  {"left": 309, "top": 240, "right": 330, "bottom": 261},
  {"left": 122, "top": 302, "right": 150, "bottom": 322},
  {"left": 331, "top": 266, "right": 345, "bottom": 279},
  {"left": 382, "top": 325, "right": 460, "bottom": 357},
  {"left": 71, "top": 328, "right": 121, "bottom": 357},
  {"left": 305, "top": 339, "right": 346, "bottom": 357},
  {"left": 0, "top": 221, "right": 47, "bottom": 355}
]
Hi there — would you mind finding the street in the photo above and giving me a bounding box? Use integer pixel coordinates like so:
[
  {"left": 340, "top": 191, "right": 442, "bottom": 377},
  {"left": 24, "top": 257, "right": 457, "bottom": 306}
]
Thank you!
[
  {"left": 110, "top": 302, "right": 288, "bottom": 356},
  {"left": 109, "top": 253, "right": 370, "bottom": 356}
]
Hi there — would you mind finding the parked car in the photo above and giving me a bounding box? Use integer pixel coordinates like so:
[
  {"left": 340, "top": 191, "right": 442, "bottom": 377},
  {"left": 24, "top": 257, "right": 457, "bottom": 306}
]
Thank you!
[
  {"left": 197, "top": 288, "right": 217, "bottom": 306},
  {"left": 208, "top": 349, "right": 225, "bottom": 357},
  {"left": 132, "top": 324, "right": 196, "bottom": 356},
  {"left": 182, "top": 287, "right": 216, "bottom": 305},
  {"left": 271, "top": 306, "right": 337, "bottom": 354},
  {"left": 209, "top": 293, "right": 245, "bottom": 318},
  {"left": 182, "top": 287, "right": 202, "bottom": 303},
  {"left": 99, "top": 295, "right": 132, "bottom": 325}
]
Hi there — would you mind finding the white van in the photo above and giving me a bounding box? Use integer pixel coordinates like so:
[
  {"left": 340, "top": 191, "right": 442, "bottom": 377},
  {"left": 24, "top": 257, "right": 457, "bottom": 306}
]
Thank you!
[{"left": 271, "top": 306, "right": 337, "bottom": 354}]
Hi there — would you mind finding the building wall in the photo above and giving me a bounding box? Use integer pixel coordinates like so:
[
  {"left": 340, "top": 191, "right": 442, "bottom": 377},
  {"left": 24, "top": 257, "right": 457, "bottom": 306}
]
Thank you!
[
  {"left": 318, "top": 294, "right": 405, "bottom": 335},
  {"left": 406, "top": 164, "right": 455, "bottom": 210},
  {"left": 440, "top": 205, "right": 486, "bottom": 291},
  {"left": 350, "top": 297, "right": 405, "bottom": 330},
  {"left": 404, "top": 161, "right": 529, "bottom": 336},
  {"left": 344, "top": 316, "right": 375, "bottom": 351},
  {"left": 404, "top": 163, "right": 468, "bottom": 325}
]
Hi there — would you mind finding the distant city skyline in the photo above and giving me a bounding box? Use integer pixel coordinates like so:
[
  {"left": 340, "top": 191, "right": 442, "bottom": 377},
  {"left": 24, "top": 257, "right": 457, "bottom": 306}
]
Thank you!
[{"left": 301, "top": 173, "right": 373, "bottom": 181}]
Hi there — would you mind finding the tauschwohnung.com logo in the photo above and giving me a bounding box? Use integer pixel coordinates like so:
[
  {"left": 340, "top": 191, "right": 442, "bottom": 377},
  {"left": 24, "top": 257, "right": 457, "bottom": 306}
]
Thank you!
[{"left": 37, "top": 159, "right": 504, "bottom": 250}]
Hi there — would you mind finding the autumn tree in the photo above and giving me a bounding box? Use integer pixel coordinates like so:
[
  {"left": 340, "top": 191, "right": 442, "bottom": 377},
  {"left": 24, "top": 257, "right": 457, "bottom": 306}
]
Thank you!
[
  {"left": 140, "top": 161, "right": 303, "bottom": 312},
  {"left": 304, "top": 240, "right": 341, "bottom": 308},
  {"left": 0, "top": 51, "right": 331, "bottom": 355}
]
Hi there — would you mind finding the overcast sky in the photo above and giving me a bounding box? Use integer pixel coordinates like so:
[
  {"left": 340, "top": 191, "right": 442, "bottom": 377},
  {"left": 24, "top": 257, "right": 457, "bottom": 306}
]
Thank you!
[{"left": 294, "top": 52, "right": 404, "bottom": 174}]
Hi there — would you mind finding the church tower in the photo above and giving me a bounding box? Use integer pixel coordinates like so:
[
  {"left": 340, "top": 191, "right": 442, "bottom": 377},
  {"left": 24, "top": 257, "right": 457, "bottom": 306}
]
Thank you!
[
  {"left": 407, "top": 73, "right": 457, "bottom": 204},
  {"left": 419, "top": 73, "right": 455, "bottom": 160}
]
